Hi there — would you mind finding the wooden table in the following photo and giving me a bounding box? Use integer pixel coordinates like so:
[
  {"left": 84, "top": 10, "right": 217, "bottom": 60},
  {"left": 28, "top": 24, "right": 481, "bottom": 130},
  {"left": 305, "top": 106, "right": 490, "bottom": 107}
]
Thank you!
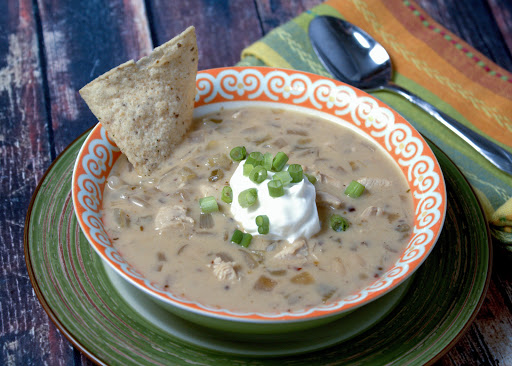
[{"left": 2, "top": 0, "right": 511, "bottom": 364}]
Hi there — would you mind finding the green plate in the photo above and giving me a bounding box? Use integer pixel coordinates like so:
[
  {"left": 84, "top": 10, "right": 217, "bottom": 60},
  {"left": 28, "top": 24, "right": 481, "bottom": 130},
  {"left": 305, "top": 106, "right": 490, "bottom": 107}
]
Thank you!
[
  {"left": 101, "top": 262, "right": 414, "bottom": 357},
  {"left": 25, "top": 131, "right": 491, "bottom": 365}
]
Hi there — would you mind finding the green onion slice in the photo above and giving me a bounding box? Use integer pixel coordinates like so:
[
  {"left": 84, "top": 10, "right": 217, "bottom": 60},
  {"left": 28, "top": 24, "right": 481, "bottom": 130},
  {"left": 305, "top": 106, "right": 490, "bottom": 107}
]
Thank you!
[
  {"left": 240, "top": 233, "right": 253, "bottom": 248},
  {"left": 305, "top": 173, "right": 317, "bottom": 184},
  {"left": 288, "top": 164, "right": 303, "bottom": 183},
  {"left": 344, "top": 180, "right": 365, "bottom": 198},
  {"left": 199, "top": 196, "right": 219, "bottom": 213},
  {"left": 263, "top": 152, "right": 273, "bottom": 171},
  {"left": 243, "top": 163, "right": 254, "bottom": 177},
  {"left": 245, "top": 151, "right": 263, "bottom": 166},
  {"left": 330, "top": 214, "right": 350, "bottom": 232},
  {"left": 268, "top": 179, "right": 284, "bottom": 198},
  {"left": 272, "top": 152, "right": 289, "bottom": 172},
  {"left": 249, "top": 166, "right": 268, "bottom": 184},
  {"left": 255, "top": 215, "right": 269, "bottom": 227},
  {"left": 229, "top": 146, "right": 246, "bottom": 161},
  {"left": 231, "top": 229, "right": 244, "bottom": 244},
  {"left": 256, "top": 215, "right": 270, "bottom": 235},
  {"left": 238, "top": 188, "right": 258, "bottom": 208},
  {"left": 273, "top": 171, "right": 292, "bottom": 186},
  {"left": 221, "top": 186, "right": 233, "bottom": 203},
  {"left": 258, "top": 225, "right": 269, "bottom": 235}
]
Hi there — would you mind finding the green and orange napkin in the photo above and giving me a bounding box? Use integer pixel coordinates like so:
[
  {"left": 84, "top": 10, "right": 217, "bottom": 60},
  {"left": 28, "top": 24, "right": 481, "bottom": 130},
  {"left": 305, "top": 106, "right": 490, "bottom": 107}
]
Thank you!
[{"left": 238, "top": 0, "right": 512, "bottom": 248}]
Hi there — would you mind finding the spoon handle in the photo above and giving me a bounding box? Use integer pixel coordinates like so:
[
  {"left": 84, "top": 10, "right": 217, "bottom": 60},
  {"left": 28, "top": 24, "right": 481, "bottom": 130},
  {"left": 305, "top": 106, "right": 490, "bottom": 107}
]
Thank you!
[{"left": 383, "top": 82, "right": 512, "bottom": 175}]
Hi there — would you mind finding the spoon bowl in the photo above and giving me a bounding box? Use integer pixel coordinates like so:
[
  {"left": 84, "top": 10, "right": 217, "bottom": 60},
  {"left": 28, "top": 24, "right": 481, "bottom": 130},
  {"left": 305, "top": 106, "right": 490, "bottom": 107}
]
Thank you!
[
  {"left": 309, "top": 15, "right": 512, "bottom": 175},
  {"left": 309, "top": 16, "right": 391, "bottom": 90}
]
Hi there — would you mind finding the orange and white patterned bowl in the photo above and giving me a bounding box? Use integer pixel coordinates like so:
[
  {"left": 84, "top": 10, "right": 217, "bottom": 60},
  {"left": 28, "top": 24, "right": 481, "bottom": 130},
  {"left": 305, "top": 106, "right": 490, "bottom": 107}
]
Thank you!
[{"left": 72, "top": 67, "right": 446, "bottom": 333}]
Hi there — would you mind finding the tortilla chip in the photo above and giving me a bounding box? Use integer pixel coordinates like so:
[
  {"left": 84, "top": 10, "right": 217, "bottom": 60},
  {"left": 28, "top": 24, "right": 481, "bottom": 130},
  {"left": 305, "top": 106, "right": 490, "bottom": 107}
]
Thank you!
[{"left": 79, "top": 26, "right": 198, "bottom": 176}]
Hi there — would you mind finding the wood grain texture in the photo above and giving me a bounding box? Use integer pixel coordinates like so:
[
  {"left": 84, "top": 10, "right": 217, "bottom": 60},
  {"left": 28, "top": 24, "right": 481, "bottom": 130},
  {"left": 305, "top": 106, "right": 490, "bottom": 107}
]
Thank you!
[
  {"left": 254, "top": 0, "right": 322, "bottom": 31},
  {"left": 488, "top": 0, "right": 512, "bottom": 56},
  {"left": 0, "top": 1, "right": 74, "bottom": 365},
  {"left": 145, "top": 0, "right": 263, "bottom": 69},
  {"left": 35, "top": 2, "right": 153, "bottom": 364},
  {"left": 436, "top": 252, "right": 512, "bottom": 366},
  {"left": 0, "top": 0, "right": 511, "bottom": 365},
  {"left": 415, "top": 0, "right": 512, "bottom": 72},
  {"left": 36, "top": 0, "right": 153, "bottom": 154}
]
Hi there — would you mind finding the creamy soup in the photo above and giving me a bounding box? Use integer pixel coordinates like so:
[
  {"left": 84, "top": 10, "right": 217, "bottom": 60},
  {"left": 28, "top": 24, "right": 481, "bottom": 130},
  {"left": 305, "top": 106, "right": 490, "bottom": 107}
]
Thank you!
[{"left": 102, "top": 107, "right": 414, "bottom": 313}]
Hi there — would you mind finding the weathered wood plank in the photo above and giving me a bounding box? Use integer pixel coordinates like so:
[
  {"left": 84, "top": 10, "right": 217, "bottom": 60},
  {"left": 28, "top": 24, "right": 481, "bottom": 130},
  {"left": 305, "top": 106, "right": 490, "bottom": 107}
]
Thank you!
[
  {"left": 416, "top": 0, "right": 512, "bottom": 71},
  {"left": 0, "top": 0, "right": 76, "bottom": 365},
  {"left": 146, "top": 0, "right": 263, "bottom": 69},
  {"left": 37, "top": 0, "right": 153, "bottom": 154},
  {"left": 0, "top": 0, "right": 153, "bottom": 365},
  {"left": 254, "top": 0, "right": 322, "bottom": 32},
  {"left": 436, "top": 265, "right": 512, "bottom": 366},
  {"left": 487, "top": 0, "right": 512, "bottom": 56}
]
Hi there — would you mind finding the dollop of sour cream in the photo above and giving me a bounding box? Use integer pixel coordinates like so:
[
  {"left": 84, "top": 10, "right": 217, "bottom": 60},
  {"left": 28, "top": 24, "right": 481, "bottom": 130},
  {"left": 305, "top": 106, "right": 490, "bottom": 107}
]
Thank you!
[{"left": 230, "top": 161, "right": 320, "bottom": 243}]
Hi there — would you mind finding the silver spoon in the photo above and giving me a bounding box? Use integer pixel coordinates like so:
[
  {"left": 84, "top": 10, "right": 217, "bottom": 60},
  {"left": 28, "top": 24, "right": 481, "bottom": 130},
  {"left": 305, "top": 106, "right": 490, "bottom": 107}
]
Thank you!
[{"left": 309, "top": 15, "right": 512, "bottom": 175}]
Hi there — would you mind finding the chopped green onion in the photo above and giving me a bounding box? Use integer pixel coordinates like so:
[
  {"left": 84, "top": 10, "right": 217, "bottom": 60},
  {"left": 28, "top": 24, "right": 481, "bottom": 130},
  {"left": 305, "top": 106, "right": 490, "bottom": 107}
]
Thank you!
[
  {"left": 268, "top": 179, "right": 284, "bottom": 198},
  {"left": 230, "top": 146, "right": 246, "bottom": 161},
  {"left": 238, "top": 188, "right": 258, "bottom": 208},
  {"left": 249, "top": 166, "right": 268, "bottom": 184},
  {"left": 240, "top": 233, "right": 253, "bottom": 247},
  {"left": 263, "top": 153, "right": 273, "bottom": 171},
  {"left": 344, "top": 180, "right": 365, "bottom": 198},
  {"left": 243, "top": 163, "right": 254, "bottom": 176},
  {"left": 258, "top": 225, "right": 269, "bottom": 235},
  {"left": 199, "top": 196, "right": 219, "bottom": 213},
  {"left": 255, "top": 215, "right": 269, "bottom": 227},
  {"left": 256, "top": 215, "right": 270, "bottom": 235},
  {"left": 288, "top": 164, "right": 303, "bottom": 183},
  {"left": 221, "top": 186, "right": 233, "bottom": 203},
  {"left": 305, "top": 173, "right": 317, "bottom": 184},
  {"left": 272, "top": 152, "right": 289, "bottom": 172},
  {"left": 273, "top": 171, "right": 292, "bottom": 186},
  {"left": 246, "top": 151, "right": 263, "bottom": 166},
  {"left": 330, "top": 214, "right": 350, "bottom": 232},
  {"left": 231, "top": 229, "right": 253, "bottom": 247},
  {"left": 231, "top": 229, "right": 244, "bottom": 244}
]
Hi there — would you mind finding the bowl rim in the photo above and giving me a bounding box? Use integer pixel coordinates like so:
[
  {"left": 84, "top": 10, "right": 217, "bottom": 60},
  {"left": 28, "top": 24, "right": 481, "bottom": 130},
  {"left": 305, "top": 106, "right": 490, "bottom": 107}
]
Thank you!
[{"left": 72, "top": 66, "right": 447, "bottom": 323}]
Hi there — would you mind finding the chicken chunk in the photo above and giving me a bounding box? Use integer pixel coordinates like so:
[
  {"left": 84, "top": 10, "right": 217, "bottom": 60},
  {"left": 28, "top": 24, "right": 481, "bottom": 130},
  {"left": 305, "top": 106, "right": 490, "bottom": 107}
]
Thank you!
[
  {"left": 316, "top": 191, "right": 343, "bottom": 209},
  {"left": 357, "top": 177, "right": 392, "bottom": 190},
  {"left": 303, "top": 165, "right": 343, "bottom": 189},
  {"left": 154, "top": 205, "right": 194, "bottom": 231},
  {"left": 209, "top": 256, "right": 238, "bottom": 281},
  {"left": 199, "top": 184, "right": 218, "bottom": 199},
  {"left": 274, "top": 239, "right": 308, "bottom": 259},
  {"left": 359, "top": 206, "right": 384, "bottom": 219},
  {"left": 269, "top": 239, "right": 309, "bottom": 267}
]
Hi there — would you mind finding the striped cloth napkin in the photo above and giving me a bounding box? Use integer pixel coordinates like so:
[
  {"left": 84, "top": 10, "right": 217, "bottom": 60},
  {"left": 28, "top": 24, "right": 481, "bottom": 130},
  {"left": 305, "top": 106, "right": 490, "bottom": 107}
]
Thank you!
[{"left": 238, "top": 0, "right": 512, "bottom": 249}]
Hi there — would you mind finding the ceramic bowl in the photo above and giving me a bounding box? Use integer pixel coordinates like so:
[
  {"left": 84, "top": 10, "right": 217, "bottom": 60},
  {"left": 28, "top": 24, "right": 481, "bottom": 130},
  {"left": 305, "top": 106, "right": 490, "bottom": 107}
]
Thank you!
[{"left": 72, "top": 67, "right": 446, "bottom": 333}]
